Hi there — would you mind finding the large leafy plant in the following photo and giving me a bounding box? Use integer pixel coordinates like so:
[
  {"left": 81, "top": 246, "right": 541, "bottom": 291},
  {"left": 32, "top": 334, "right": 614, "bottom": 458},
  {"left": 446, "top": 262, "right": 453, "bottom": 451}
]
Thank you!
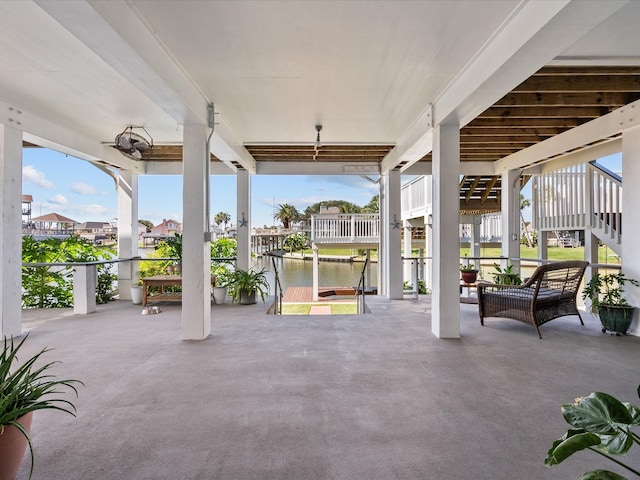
[
  {"left": 1, "top": 335, "right": 83, "bottom": 479},
  {"left": 582, "top": 272, "right": 640, "bottom": 311},
  {"left": 545, "top": 386, "right": 640, "bottom": 479},
  {"left": 228, "top": 268, "right": 269, "bottom": 302},
  {"left": 491, "top": 263, "right": 522, "bottom": 285}
]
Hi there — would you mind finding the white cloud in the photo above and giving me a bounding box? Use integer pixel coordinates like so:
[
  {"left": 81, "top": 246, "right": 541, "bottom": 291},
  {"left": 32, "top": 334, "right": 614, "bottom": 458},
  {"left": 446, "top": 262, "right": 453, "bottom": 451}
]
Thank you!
[
  {"left": 23, "top": 165, "right": 53, "bottom": 188},
  {"left": 83, "top": 204, "right": 108, "bottom": 215},
  {"left": 48, "top": 194, "right": 68, "bottom": 205},
  {"left": 71, "top": 182, "right": 97, "bottom": 195}
]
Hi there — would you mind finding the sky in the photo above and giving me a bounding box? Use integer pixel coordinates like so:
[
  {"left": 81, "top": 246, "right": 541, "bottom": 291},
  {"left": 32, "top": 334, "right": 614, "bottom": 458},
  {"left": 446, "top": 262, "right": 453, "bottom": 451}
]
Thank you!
[
  {"left": 21, "top": 148, "right": 622, "bottom": 229},
  {"left": 21, "top": 148, "right": 382, "bottom": 228}
]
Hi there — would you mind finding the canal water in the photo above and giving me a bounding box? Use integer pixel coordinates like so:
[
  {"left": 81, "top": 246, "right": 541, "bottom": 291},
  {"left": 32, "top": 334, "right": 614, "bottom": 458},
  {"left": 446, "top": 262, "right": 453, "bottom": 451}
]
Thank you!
[
  {"left": 140, "top": 248, "right": 378, "bottom": 293},
  {"left": 252, "top": 256, "right": 377, "bottom": 293}
]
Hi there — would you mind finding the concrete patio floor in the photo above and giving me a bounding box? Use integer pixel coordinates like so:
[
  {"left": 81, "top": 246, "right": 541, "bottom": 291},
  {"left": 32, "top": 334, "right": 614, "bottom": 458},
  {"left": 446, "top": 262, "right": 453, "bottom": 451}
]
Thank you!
[{"left": 13, "top": 296, "right": 640, "bottom": 479}]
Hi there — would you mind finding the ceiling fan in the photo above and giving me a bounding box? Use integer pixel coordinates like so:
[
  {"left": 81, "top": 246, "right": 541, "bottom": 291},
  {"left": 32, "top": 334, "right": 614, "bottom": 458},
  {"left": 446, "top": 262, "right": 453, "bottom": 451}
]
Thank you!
[{"left": 114, "top": 126, "right": 153, "bottom": 160}]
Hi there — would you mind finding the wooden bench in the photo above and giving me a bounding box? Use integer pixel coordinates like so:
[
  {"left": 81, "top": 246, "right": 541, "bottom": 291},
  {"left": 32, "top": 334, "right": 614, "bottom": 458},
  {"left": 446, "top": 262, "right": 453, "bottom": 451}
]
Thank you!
[{"left": 477, "top": 260, "right": 588, "bottom": 338}]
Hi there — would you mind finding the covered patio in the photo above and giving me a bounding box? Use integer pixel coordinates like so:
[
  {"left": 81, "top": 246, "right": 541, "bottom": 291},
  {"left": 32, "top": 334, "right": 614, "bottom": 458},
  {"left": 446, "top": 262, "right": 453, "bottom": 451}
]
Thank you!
[
  {"left": 15, "top": 298, "right": 640, "bottom": 479},
  {"left": 3, "top": 1, "right": 640, "bottom": 340}
]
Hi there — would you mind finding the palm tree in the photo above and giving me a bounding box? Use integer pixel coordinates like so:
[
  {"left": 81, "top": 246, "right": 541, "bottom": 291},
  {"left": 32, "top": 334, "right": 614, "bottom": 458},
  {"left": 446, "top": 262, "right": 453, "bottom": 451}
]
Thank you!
[
  {"left": 214, "top": 212, "right": 231, "bottom": 233},
  {"left": 520, "top": 194, "right": 534, "bottom": 248},
  {"left": 274, "top": 203, "right": 300, "bottom": 229}
]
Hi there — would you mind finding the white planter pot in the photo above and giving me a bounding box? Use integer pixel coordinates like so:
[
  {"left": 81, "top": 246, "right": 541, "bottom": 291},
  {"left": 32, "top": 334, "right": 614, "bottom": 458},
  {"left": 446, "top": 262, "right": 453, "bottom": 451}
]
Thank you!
[
  {"left": 213, "top": 286, "right": 228, "bottom": 305},
  {"left": 131, "top": 286, "right": 143, "bottom": 305}
]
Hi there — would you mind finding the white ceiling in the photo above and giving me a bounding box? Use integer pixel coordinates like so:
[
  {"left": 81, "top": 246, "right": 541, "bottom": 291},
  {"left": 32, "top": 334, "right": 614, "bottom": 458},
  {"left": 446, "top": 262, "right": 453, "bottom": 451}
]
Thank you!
[{"left": 0, "top": 0, "right": 638, "bottom": 173}]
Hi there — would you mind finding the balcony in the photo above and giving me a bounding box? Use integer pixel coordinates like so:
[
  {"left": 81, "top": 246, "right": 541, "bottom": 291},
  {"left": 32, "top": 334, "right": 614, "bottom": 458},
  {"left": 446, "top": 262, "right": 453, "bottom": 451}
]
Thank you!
[{"left": 311, "top": 213, "right": 379, "bottom": 247}]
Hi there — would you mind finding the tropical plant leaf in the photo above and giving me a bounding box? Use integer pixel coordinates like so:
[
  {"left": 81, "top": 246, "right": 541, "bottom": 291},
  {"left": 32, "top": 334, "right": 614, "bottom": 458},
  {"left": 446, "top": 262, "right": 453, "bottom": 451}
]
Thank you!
[
  {"left": 562, "top": 392, "right": 634, "bottom": 435},
  {"left": 580, "top": 470, "right": 629, "bottom": 480},
  {"left": 624, "top": 402, "right": 640, "bottom": 426},
  {"left": 545, "top": 430, "right": 601, "bottom": 466}
]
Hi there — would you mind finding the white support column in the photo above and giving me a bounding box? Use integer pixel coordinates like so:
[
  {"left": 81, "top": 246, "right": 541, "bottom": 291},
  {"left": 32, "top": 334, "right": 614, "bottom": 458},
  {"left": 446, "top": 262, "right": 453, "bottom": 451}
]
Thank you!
[
  {"left": 621, "top": 124, "right": 640, "bottom": 335},
  {"left": 236, "top": 171, "right": 251, "bottom": 271},
  {"left": 403, "top": 220, "right": 412, "bottom": 283},
  {"left": 424, "top": 216, "right": 432, "bottom": 292},
  {"left": 0, "top": 125, "right": 23, "bottom": 338},
  {"left": 501, "top": 169, "right": 521, "bottom": 270},
  {"left": 117, "top": 170, "right": 138, "bottom": 300},
  {"left": 73, "top": 264, "right": 97, "bottom": 314},
  {"left": 378, "top": 177, "right": 388, "bottom": 296},
  {"left": 471, "top": 216, "right": 481, "bottom": 262},
  {"left": 432, "top": 123, "right": 461, "bottom": 338},
  {"left": 312, "top": 244, "right": 319, "bottom": 301},
  {"left": 182, "top": 123, "right": 211, "bottom": 340},
  {"left": 537, "top": 231, "right": 549, "bottom": 261},
  {"left": 381, "top": 170, "right": 403, "bottom": 299}
]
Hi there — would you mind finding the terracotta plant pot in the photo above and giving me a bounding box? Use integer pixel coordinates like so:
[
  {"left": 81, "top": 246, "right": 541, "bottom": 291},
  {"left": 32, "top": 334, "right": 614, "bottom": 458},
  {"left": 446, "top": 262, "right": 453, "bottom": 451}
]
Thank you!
[
  {"left": 461, "top": 270, "right": 478, "bottom": 284},
  {"left": 0, "top": 412, "right": 33, "bottom": 480}
]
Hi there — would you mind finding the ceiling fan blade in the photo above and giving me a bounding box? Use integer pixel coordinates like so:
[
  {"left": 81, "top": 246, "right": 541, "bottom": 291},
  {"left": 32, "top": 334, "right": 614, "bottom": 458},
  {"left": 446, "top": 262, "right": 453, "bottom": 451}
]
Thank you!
[
  {"left": 133, "top": 141, "right": 150, "bottom": 150},
  {"left": 117, "top": 135, "right": 133, "bottom": 150},
  {"left": 131, "top": 149, "right": 142, "bottom": 159}
]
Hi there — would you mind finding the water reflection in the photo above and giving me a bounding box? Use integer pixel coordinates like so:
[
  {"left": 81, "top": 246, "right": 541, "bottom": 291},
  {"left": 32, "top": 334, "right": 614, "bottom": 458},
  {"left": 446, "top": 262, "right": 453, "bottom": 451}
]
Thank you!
[{"left": 252, "top": 256, "right": 377, "bottom": 293}]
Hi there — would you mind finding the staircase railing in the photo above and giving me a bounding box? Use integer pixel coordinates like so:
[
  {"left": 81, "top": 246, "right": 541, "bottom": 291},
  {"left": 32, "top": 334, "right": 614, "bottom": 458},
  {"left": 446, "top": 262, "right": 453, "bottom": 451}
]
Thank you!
[
  {"left": 587, "top": 161, "right": 622, "bottom": 246},
  {"left": 271, "top": 256, "right": 283, "bottom": 315},
  {"left": 355, "top": 258, "right": 369, "bottom": 314}
]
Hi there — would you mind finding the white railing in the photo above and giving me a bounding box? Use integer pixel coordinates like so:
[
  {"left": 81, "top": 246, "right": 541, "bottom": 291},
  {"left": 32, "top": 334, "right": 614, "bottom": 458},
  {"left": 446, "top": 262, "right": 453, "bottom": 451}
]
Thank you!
[
  {"left": 588, "top": 162, "right": 622, "bottom": 245},
  {"left": 532, "top": 164, "right": 587, "bottom": 231},
  {"left": 311, "top": 213, "right": 379, "bottom": 244},
  {"left": 401, "top": 175, "right": 431, "bottom": 219}
]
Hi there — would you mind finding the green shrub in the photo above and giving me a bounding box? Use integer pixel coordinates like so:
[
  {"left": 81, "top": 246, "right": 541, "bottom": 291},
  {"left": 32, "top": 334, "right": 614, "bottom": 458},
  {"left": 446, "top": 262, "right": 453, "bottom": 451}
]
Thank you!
[{"left": 21, "top": 236, "right": 116, "bottom": 308}]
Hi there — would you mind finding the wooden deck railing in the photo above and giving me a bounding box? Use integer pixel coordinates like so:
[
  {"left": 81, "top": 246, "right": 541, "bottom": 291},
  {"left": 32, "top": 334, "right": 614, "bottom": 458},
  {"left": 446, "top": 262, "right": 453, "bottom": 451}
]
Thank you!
[{"left": 311, "top": 213, "right": 379, "bottom": 244}]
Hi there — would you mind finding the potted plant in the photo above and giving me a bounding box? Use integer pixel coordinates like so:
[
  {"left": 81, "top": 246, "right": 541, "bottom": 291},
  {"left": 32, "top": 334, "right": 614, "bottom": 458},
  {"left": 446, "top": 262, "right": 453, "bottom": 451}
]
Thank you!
[
  {"left": 460, "top": 263, "right": 479, "bottom": 284},
  {"left": 0, "top": 335, "right": 82, "bottom": 480},
  {"left": 582, "top": 271, "right": 640, "bottom": 335},
  {"left": 545, "top": 385, "right": 640, "bottom": 479},
  {"left": 491, "top": 263, "right": 522, "bottom": 285},
  {"left": 212, "top": 266, "right": 232, "bottom": 305},
  {"left": 131, "top": 271, "right": 143, "bottom": 305},
  {"left": 229, "top": 268, "right": 269, "bottom": 305}
]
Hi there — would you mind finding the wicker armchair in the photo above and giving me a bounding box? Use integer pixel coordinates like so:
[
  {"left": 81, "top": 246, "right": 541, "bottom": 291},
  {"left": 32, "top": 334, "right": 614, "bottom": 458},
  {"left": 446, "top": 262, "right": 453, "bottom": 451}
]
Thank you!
[{"left": 477, "top": 260, "right": 589, "bottom": 338}]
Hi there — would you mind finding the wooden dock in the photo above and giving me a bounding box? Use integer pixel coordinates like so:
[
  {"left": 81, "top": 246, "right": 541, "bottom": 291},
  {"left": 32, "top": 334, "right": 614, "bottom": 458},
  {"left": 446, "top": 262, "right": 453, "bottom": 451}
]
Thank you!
[{"left": 282, "top": 286, "right": 376, "bottom": 303}]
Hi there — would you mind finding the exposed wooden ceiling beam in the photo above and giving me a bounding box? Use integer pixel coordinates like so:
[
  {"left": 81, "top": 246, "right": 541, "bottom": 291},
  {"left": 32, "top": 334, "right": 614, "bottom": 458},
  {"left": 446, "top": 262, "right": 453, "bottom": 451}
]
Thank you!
[
  {"left": 494, "top": 92, "right": 640, "bottom": 107},
  {"left": 480, "top": 106, "right": 610, "bottom": 118},
  {"left": 513, "top": 75, "right": 640, "bottom": 93}
]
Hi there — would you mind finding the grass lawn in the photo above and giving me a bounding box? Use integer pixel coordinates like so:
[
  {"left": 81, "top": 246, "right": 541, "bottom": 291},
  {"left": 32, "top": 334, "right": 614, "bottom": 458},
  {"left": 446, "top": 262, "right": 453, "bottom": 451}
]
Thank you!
[
  {"left": 281, "top": 303, "right": 357, "bottom": 315},
  {"left": 291, "top": 244, "right": 619, "bottom": 266},
  {"left": 459, "top": 246, "right": 619, "bottom": 264}
]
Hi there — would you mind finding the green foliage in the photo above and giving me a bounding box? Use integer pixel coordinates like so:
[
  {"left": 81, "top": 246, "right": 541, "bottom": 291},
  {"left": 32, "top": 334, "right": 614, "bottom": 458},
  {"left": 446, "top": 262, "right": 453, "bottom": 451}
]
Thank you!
[
  {"left": 491, "top": 263, "right": 522, "bottom": 285},
  {"left": 582, "top": 272, "right": 640, "bottom": 311},
  {"left": 229, "top": 268, "right": 269, "bottom": 303},
  {"left": 210, "top": 237, "right": 237, "bottom": 260},
  {"left": 460, "top": 257, "right": 478, "bottom": 273},
  {"left": 214, "top": 212, "right": 231, "bottom": 228},
  {"left": 1, "top": 335, "right": 82, "bottom": 479},
  {"left": 403, "top": 280, "right": 430, "bottom": 294},
  {"left": 139, "top": 244, "right": 174, "bottom": 279},
  {"left": 211, "top": 238, "right": 237, "bottom": 280},
  {"left": 21, "top": 236, "right": 116, "bottom": 308},
  {"left": 274, "top": 203, "right": 300, "bottom": 229},
  {"left": 545, "top": 387, "right": 640, "bottom": 479},
  {"left": 362, "top": 194, "right": 379, "bottom": 213},
  {"left": 302, "top": 200, "right": 363, "bottom": 218},
  {"left": 156, "top": 233, "right": 182, "bottom": 263},
  {"left": 284, "top": 232, "right": 308, "bottom": 253},
  {"left": 138, "top": 219, "right": 154, "bottom": 232}
]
